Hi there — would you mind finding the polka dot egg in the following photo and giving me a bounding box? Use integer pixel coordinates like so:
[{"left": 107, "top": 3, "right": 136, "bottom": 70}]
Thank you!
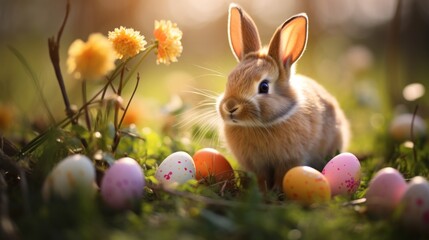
[
  {"left": 283, "top": 166, "right": 331, "bottom": 206},
  {"left": 322, "top": 152, "right": 361, "bottom": 196},
  {"left": 100, "top": 157, "right": 145, "bottom": 209},
  {"left": 155, "top": 151, "right": 196, "bottom": 187}
]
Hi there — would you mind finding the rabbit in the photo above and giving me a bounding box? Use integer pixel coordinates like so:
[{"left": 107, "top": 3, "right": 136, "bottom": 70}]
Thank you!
[{"left": 217, "top": 3, "right": 350, "bottom": 191}]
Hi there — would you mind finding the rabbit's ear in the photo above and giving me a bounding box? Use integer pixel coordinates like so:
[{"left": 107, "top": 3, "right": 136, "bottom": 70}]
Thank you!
[
  {"left": 228, "top": 3, "right": 261, "bottom": 61},
  {"left": 268, "top": 14, "right": 308, "bottom": 68}
]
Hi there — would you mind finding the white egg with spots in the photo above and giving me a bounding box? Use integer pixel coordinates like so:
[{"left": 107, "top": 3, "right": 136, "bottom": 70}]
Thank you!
[
  {"left": 100, "top": 157, "right": 145, "bottom": 210},
  {"left": 155, "top": 151, "right": 196, "bottom": 187},
  {"left": 400, "top": 176, "right": 429, "bottom": 233},
  {"left": 322, "top": 152, "right": 361, "bottom": 196},
  {"left": 42, "top": 154, "right": 96, "bottom": 200}
]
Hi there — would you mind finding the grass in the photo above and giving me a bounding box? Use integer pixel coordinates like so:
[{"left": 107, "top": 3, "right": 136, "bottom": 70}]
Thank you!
[{"left": 2, "top": 118, "right": 429, "bottom": 240}]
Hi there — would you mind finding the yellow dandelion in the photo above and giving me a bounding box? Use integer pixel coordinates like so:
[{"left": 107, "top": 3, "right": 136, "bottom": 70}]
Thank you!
[
  {"left": 154, "top": 20, "right": 183, "bottom": 65},
  {"left": 108, "top": 26, "right": 147, "bottom": 60},
  {"left": 67, "top": 33, "right": 116, "bottom": 80}
]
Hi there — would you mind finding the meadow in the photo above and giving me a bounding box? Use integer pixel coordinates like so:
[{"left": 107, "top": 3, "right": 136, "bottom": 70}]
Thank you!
[{"left": 1, "top": 0, "right": 429, "bottom": 239}]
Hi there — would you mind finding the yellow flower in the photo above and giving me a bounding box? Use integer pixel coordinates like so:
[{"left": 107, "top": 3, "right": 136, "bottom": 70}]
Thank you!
[
  {"left": 154, "top": 20, "right": 183, "bottom": 65},
  {"left": 67, "top": 33, "right": 116, "bottom": 80},
  {"left": 108, "top": 26, "right": 147, "bottom": 60}
]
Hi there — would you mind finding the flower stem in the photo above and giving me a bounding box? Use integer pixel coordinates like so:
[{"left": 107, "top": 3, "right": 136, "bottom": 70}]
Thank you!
[{"left": 122, "top": 44, "right": 157, "bottom": 88}]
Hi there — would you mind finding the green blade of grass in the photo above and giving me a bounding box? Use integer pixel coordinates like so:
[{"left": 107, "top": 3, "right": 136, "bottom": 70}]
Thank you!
[{"left": 8, "top": 45, "right": 56, "bottom": 124}]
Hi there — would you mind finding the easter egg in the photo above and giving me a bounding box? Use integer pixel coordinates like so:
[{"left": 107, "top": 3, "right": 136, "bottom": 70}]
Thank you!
[
  {"left": 155, "top": 151, "right": 196, "bottom": 187},
  {"left": 322, "top": 152, "right": 361, "bottom": 196},
  {"left": 365, "top": 167, "right": 407, "bottom": 217},
  {"left": 389, "top": 113, "right": 427, "bottom": 142},
  {"left": 42, "top": 154, "right": 96, "bottom": 200},
  {"left": 100, "top": 157, "right": 145, "bottom": 209},
  {"left": 193, "top": 148, "right": 234, "bottom": 182},
  {"left": 283, "top": 166, "right": 331, "bottom": 205},
  {"left": 400, "top": 177, "right": 429, "bottom": 233}
]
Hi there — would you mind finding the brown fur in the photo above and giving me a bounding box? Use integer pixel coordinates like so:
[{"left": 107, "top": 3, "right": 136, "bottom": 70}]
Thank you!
[{"left": 218, "top": 4, "right": 350, "bottom": 190}]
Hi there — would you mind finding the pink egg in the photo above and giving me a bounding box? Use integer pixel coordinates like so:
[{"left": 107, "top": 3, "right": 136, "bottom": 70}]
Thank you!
[
  {"left": 100, "top": 157, "right": 145, "bottom": 209},
  {"left": 322, "top": 152, "right": 361, "bottom": 196},
  {"left": 400, "top": 176, "right": 429, "bottom": 233},
  {"left": 365, "top": 167, "right": 407, "bottom": 217}
]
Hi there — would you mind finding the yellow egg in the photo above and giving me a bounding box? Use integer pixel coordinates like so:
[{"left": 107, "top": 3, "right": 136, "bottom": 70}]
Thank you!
[{"left": 283, "top": 166, "right": 331, "bottom": 205}]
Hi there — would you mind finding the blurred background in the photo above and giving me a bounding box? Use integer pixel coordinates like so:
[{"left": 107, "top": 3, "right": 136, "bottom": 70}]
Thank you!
[{"left": 0, "top": 0, "right": 428, "bottom": 153}]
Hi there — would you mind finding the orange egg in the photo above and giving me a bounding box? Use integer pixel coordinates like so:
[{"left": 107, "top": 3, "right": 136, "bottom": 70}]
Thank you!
[
  {"left": 283, "top": 166, "right": 331, "bottom": 206},
  {"left": 193, "top": 148, "right": 234, "bottom": 182}
]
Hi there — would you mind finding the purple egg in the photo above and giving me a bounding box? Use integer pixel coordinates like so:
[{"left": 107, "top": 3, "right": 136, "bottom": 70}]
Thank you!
[{"left": 101, "top": 157, "right": 145, "bottom": 209}]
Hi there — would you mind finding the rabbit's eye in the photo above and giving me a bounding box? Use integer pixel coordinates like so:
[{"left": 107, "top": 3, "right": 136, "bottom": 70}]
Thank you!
[{"left": 258, "top": 80, "right": 269, "bottom": 94}]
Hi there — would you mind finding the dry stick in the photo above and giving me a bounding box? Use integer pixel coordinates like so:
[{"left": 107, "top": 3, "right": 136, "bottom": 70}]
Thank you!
[
  {"left": 410, "top": 105, "right": 419, "bottom": 162},
  {"left": 149, "top": 183, "right": 242, "bottom": 209},
  {"left": 118, "top": 73, "right": 140, "bottom": 128},
  {"left": 48, "top": 0, "right": 75, "bottom": 124},
  {"left": 111, "top": 67, "right": 126, "bottom": 153},
  {"left": 82, "top": 80, "right": 92, "bottom": 131}
]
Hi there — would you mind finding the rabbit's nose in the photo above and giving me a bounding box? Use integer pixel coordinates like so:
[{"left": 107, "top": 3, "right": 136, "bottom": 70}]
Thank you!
[
  {"left": 223, "top": 99, "right": 240, "bottom": 114},
  {"left": 229, "top": 107, "right": 238, "bottom": 113}
]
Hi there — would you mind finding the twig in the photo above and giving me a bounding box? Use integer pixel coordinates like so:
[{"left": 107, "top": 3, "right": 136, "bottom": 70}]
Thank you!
[
  {"left": 118, "top": 73, "right": 140, "bottom": 128},
  {"left": 111, "top": 66, "right": 126, "bottom": 153},
  {"left": 410, "top": 105, "right": 419, "bottom": 162},
  {"left": 48, "top": 0, "right": 75, "bottom": 124},
  {"left": 82, "top": 80, "right": 92, "bottom": 131},
  {"left": 149, "top": 183, "right": 243, "bottom": 208}
]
